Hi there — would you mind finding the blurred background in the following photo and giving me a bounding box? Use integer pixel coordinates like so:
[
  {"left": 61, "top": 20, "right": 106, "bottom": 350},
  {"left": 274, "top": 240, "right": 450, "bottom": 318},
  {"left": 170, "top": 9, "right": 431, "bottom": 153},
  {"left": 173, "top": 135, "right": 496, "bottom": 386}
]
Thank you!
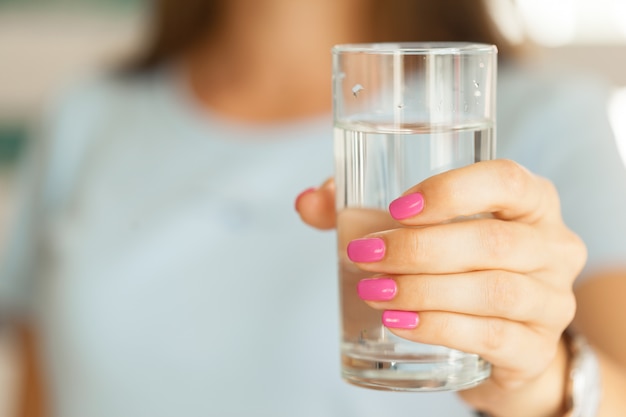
[
  {"left": 0, "top": 0, "right": 625, "bottom": 415},
  {"left": 0, "top": 1, "right": 145, "bottom": 415}
]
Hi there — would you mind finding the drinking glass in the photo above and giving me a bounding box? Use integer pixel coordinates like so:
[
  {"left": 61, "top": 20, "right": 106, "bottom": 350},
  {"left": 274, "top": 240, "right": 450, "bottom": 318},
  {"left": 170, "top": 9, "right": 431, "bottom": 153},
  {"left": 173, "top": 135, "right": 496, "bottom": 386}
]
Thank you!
[{"left": 332, "top": 42, "right": 497, "bottom": 391}]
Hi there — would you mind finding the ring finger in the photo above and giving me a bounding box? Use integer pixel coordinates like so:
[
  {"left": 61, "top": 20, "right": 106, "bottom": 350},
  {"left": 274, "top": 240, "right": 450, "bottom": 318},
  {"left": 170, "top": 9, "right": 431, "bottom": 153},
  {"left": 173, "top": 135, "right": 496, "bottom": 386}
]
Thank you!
[{"left": 357, "top": 271, "right": 574, "bottom": 326}]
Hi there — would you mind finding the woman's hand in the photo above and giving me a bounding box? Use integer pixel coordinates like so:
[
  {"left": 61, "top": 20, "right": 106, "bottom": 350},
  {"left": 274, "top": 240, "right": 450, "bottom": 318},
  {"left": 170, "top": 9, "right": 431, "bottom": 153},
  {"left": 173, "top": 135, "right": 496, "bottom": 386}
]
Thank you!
[{"left": 295, "top": 159, "right": 587, "bottom": 417}]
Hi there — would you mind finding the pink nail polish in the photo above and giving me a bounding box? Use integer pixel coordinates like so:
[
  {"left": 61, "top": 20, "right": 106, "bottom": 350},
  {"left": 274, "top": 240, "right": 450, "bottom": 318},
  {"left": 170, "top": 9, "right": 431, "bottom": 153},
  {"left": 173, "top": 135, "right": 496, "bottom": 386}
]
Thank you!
[
  {"left": 382, "top": 310, "right": 419, "bottom": 329},
  {"left": 294, "top": 187, "right": 316, "bottom": 210},
  {"left": 347, "top": 238, "right": 385, "bottom": 263},
  {"left": 389, "top": 192, "right": 425, "bottom": 220},
  {"left": 357, "top": 278, "right": 397, "bottom": 301}
]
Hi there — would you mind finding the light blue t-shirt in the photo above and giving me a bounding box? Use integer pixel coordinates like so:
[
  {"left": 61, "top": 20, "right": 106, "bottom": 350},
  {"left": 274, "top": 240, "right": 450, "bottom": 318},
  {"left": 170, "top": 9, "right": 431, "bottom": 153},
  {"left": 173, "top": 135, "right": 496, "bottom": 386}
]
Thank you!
[{"left": 2, "top": 64, "right": 626, "bottom": 417}]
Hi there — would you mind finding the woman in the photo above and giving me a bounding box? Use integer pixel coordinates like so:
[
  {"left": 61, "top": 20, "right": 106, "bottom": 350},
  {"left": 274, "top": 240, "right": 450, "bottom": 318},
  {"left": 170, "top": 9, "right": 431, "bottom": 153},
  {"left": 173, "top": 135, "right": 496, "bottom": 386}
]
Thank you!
[{"left": 3, "top": 0, "right": 626, "bottom": 416}]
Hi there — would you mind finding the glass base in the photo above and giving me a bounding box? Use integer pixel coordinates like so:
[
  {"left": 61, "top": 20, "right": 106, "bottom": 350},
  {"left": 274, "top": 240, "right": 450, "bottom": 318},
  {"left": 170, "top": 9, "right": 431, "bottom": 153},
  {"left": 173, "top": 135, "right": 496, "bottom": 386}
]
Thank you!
[{"left": 342, "top": 353, "right": 491, "bottom": 392}]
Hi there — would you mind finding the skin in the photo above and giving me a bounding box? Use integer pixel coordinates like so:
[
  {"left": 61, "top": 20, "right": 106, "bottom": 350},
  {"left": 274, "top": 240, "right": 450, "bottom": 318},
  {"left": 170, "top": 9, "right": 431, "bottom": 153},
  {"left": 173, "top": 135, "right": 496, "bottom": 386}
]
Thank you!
[
  {"left": 186, "top": 1, "right": 626, "bottom": 414},
  {"left": 296, "top": 165, "right": 626, "bottom": 417},
  {"left": 185, "top": 0, "right": 373, "bottom": 122},
  {"left": 14, "top": 1, "right": 626, "bottom": 416}
]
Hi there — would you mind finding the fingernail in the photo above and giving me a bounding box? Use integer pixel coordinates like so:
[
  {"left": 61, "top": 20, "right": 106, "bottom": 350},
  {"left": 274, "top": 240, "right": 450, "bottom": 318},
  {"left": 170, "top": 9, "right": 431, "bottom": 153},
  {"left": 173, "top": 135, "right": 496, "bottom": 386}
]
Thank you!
[
  {"left": 294, "top": 187, "right": 316, "bottom": 210},
  {"left": 382, "top": 310, "right": 419, "bottom": 329},
  {"left": 389, "top": 193, "right": 425, "bottom": 220},
  {"left": 347, "top": 238, "right": 385, "bottom": 263},
  {"left": 357, "top": 278, "right": 397, "bottom": 301}
]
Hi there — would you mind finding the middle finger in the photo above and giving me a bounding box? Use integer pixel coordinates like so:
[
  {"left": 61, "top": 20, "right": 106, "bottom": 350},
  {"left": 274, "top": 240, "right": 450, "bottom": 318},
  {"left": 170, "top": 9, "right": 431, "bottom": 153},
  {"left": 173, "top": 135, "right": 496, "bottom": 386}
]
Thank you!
[{"left": 347, "top": 218, "right": 551, "bottom": 275}]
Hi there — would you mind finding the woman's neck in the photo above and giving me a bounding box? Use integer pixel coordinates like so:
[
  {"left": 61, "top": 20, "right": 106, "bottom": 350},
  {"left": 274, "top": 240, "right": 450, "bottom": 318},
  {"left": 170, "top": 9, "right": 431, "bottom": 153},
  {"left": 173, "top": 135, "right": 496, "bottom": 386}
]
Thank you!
[{"left": 184, "top": 0, "right": 371, "bottom": 123}]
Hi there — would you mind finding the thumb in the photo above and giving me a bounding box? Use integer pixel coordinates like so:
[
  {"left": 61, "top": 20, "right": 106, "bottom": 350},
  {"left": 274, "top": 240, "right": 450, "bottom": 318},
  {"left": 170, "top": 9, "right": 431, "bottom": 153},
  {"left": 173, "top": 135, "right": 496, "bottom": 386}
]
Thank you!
[{"left": 295, "top": 178, "right": 336, "bottom": 230}]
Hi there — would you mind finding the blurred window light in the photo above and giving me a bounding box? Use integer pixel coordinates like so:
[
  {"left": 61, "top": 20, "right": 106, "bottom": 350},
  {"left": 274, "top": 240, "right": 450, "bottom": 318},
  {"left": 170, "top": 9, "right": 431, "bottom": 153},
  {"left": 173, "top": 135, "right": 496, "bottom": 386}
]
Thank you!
[
  {"left": 516, "top": 0, "right": 578, "bottom": 47},
  {"left": 571, "top": 0, "right": 626, "bottom": 43},
  {"left": 505, "top": 0, "right": 626, "bottom": 46},
  {"left": 608, "top": 87, "right": 626, "bottom": 165},
  {"left": 485, "top": 0, "right": 526, "bottom": 45},
  {"left": 0, "top": 0, "right": 145, "bottom": 120},
  {"left": 612, "top": 0, "right": 626, "bottom": 40}
]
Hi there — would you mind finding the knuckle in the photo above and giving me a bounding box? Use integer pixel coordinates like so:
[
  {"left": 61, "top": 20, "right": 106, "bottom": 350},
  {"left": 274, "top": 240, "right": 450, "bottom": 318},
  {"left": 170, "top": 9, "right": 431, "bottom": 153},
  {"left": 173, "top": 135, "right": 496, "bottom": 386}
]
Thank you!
[
  {"left": 551, "top": 228, "right": 588, "bottom": 280},
  {"left": 540, "top": 177, "right": 559, "bottom": 201},
  {"left": 400, "top": 228, "right": 432, "bottom": 267},
  {"left": 538, "top": 178, "right": 562, "bottom": 215},
  {"left": 478, "top": 220, "right": 515, "bottom": 260},
  {"left": 497, "top": 159, "right": 530, "bottom": 197},
  {"left": 484, "top": 273, "right": 522, "bottom": 317},
  {"left": 413, "top": 278, "right": 434, "bottom": 308},
  {"left": 400, "top": 228, "right": 425, "bottom": 263},
  {"left": 566, "top": 232, "right": 588, "bottom": 276},
  {"left": 557, "top": 293, "right": 577, "bottom": 328},
  {"left": 432, "top": 313, "right": 454, "bottom": 340},
  {"left": 483, "top": 317, "right": 507, "bottom": 353}
]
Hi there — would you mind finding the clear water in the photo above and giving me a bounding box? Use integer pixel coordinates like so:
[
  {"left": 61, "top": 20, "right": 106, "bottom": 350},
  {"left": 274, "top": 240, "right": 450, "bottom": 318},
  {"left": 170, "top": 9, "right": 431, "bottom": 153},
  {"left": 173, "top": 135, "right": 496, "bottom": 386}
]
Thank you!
[
  {"left": 334, "top": 121, "right": 494, "bottom": 210},
  {"left": 334, "top": 122, "right": 493, "bottom": 391}
]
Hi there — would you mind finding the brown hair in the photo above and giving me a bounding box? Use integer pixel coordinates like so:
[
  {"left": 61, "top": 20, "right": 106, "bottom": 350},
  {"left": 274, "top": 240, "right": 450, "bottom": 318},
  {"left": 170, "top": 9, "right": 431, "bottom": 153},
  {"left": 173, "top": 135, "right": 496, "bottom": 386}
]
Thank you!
[
  {"left": 131, "top": 0, "right": 517, "bottom": 72},
  {"left": 132, "top": 0, "right": 223, "bottom": 72}
]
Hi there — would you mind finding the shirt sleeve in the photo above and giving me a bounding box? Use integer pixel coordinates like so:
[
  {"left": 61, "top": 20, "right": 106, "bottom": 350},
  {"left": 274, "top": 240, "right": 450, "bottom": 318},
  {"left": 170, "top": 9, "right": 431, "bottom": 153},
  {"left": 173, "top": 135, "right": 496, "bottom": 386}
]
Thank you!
[
  {"left": 0, "top": 129, "right": 46, "bottom": 318},
  {"left": 0, "top": 79, "right": 104, "bottom": 319},
  {"left": 551, "top": 81, "right": 626, "bottom": 280}
]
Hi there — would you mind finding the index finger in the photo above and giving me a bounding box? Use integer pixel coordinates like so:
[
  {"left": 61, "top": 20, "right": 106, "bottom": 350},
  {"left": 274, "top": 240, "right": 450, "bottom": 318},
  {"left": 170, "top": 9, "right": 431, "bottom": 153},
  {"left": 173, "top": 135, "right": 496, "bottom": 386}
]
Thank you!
[{"left": 388, "top": 159, "right": 561, "bottom": 226}]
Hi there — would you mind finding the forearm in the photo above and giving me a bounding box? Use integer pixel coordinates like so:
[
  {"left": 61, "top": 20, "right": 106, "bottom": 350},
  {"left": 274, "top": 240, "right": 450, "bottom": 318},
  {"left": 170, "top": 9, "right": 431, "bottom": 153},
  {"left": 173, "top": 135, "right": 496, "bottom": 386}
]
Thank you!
[
  {"left": 594, "top": 349, "right": 626, "bottom": 417},
  {"left": 573, "top": 271, "right": 626, "bottom": 416},
  {"left": 16, "top": 322, "right": 48, "bottom": 417},
  {"left": 468, "top": 334, "right": 626, "bottom": 417},
  {"left": 462, "top": 336, "right": 568, "bottom": 417}
]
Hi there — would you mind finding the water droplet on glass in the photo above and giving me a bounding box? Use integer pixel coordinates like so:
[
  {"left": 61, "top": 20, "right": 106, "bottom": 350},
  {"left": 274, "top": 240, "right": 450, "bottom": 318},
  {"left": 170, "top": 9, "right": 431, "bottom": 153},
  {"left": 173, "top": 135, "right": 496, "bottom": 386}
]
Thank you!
[
  {"left": 473, "top": 80, "right": 480, "bottom": 88},
  {"left": 352, "top": 84, "right": 364, "bottom": 97},
  {"left": 464, "top": 103, "right": 469, "bottom": 112},
  {"left": 397, "top": 103, "right": 404, "bottom": 109},
  {"left": 474, "top": 90, "right": 482, "bottom": 97},
  {"left": 479, "top": 62, "right": 485, "bottom": 68}
]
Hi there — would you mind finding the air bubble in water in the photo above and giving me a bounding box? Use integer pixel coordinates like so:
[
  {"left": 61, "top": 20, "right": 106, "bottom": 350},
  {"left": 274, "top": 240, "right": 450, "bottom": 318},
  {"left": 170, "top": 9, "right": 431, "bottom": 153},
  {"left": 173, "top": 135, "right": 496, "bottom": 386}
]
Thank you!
[{"left": 352, "top": 84, "right": 365, "bottom": 97}]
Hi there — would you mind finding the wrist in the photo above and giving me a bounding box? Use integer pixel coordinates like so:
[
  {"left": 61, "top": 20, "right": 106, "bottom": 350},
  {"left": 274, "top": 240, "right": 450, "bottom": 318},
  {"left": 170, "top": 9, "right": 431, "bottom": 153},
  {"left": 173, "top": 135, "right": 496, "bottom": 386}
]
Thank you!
[
  {"left": 471, "top": 336, "right": 570, "bottom": 417},
  {"left": 474, "top": 330, "right": 602, "bottom": 417}
]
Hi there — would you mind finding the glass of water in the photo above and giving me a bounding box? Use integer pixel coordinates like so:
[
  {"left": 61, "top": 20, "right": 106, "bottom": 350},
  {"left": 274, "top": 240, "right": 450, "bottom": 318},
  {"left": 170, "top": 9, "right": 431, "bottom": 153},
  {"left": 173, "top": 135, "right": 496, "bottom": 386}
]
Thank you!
[{"left": 332, "top": 43, "right": 497, "bottom": 391}]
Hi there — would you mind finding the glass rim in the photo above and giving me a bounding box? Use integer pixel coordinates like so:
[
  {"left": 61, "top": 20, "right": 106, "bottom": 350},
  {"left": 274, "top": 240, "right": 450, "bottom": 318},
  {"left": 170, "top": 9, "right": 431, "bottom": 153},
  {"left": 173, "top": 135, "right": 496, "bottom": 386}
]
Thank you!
[{"left": 332, "top": 42, "right": 497, "bottom": 56}]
